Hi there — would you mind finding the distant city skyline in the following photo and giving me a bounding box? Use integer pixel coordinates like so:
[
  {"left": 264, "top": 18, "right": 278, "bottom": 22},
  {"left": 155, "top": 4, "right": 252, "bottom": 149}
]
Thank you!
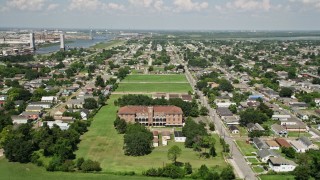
[{"left": 1, "top": 0, "right": 320, "bottom": 30}]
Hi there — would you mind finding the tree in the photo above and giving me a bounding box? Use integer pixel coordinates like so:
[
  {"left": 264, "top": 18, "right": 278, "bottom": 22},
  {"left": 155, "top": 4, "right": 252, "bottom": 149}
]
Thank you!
[
  {"left": 219, "top": 79, "right": 234, "bottom": 92},
  {"left": 95, "top": 75, "right": 105, "bottom": 87},
  {"left": 239, "top": 108, "right": 268, "bottom": 126},
  {"left": 148, "top": 66, "right": 154, "bottom": 71},
  {"left": 184, "top": 162, "right": 192, "bottom": 174},
  {"left": 294, "top": 165, "right": 310, "bottom": 180},
  {"left": 220, "top": 166, "right": 236, "bottom": 180},
  {"left": 182, "top": 118, "right": 207, "bottom": 148},
  {"left": 288, "top": 68, "right": 297, "bottom": 79},
  {"left": 168, "top": 145, "right": 182, "bottom": 164},
  {"left": 162, "top": 164, "right": 185, "bottom": 179},
  {"left": 209, "top": 123, "right": 215, "bottom": 131},
  {"left": 198, "top": 164, "right": 209, "bottom": 178},
  {"left": 228, "top": 104, "right": 237, "bottom": 114},
  {"left": 123, "top": 124, "right": 153, "bottom": 156},
  {"left": 83, "top": 98, "right": 98, "bottom": 109},
  {"left": 279, "top": 87, "right": 293, "bottom": 97},
  {"left": 282, "top": 147, "right": 296, "bottom": 159},
  {"left": 200, "top": 106, "right": 209, "bottom": 116},
  {"left": 114, "top": 118, "right": 127, "bottom": 134},
  {"left": 76, "top": 157, "right": 85, "bottom": 170},
  {"left": 257, "top": 102, "right": 273, "bottom": 118}
]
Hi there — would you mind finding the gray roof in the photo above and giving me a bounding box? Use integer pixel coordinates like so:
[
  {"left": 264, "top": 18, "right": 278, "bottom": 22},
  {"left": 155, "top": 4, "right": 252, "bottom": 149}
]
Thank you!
[
  {"left": 229, "top": 125, "right": 239, "bottom": 131},
  {"left": 298, "top": 136, "right": 312, "bottom": 147},
  {"left": 258, "top": 149, "right": 279, "bottom": 159},
  {"left": 271, "top": 124, "right": 287, "bottom": 133},
  {"left": 269, "top": 157, "right": 297, "bottom": 166},
  {"left": 217, "top": 107, "right": 233, "bottom": 117},
  {"left": 174, "top": 131, "right": 184, "bottom": 137},
  {"left": 253, "top": 137, "right": 269, "bottom": 149}
]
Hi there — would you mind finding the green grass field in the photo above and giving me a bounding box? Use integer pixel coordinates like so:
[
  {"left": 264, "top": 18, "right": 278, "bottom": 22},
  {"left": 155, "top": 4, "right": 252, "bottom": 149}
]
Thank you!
[
  {"left": 91, "top": 40, "right": 125, "bottom": 49},
  {"left": 259, "top": 175, "right": 295, "bottom": 180},
  {"left": 235, "top": 140, "right": 257, "bottom": 156},
  {"left": 116, "top": 83, "right": 192, "bottom": 93},
  {"left": 122, "top": 75, "right": 188, "bottom": 83},
  {"left": 247, "top": 157, "right": 259, "bottom": 163},
  {"left": 252, "top": 166, "right": 264, "bottom": 173},
  {"left": 0, "top": 158, "right": 166, "bottom": 180},
  {"left": 288, "top": 131, "right": 311, "bottom": 137},
  {"left": 75, "top": 95, "right": 227, "bottom": 174}
]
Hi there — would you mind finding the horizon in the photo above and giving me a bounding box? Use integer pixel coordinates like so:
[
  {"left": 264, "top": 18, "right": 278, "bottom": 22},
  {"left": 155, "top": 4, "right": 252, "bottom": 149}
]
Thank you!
[{"left": 1, "top": 0, "right": 320, "bottom": 30}]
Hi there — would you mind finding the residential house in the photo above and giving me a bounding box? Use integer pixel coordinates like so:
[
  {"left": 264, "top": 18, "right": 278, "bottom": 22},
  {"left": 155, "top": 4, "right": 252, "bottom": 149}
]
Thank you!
[
  {"left": 298, "top": 136, "right": 318, "bottom": 150},
  {"left": 266, "top": 140, "right": 280, "bottom": 150},
  {"left": 280, "top": 118, "right": 307, "bottom": 132},
  {"left": 229, "top": 125, "right": 239, "bottom": 134},
  {"left": 223, "top": 116, "right": 240, "bottom": 125},
  {"left": 290, "top": 140, "right": 308, "bottom": 153},
  {"left": 80, "top": 109, "right": 90, "bottom": 120},
  {"left": 0, "top": 95, "right": 8, "bottom": 107},
  {"left": 162, "top": 131, "right": 171, "bottom": 146},
  {"left": 247, "top": 123, "right": 265, "bottom": 132},
  {"left": 271, "top": 124, "right": 288, "bottom": 137},
  {"left": 315, "top": 98, "right": 320, "bottom": 107},
  {"left": 174, "top": 131, "right": 186, "bottom": 142},
  {"left": 248, "top": 94, "right": 264, "bottom": 102},
  {"left": 66, "top": 99, "right": 84, "bottom": 109},
  {"left": 257, "top": 149, "right": 279, "bottom": 163},
  {"left": 11, "top": 115, "right": 29, "bottom": 124},
  {"left": 216, "top": 107, "right": 233, "bottom": 117},
  {"left": 216, "top": 102, "right": 236, "bottom": 108},
  {"left": 153, "top": 137, "right": 159, "bottom": 147},
  {"left": 41, "top": 96, "right": 57, "bottom": 104},
  {"left": 42, "top": 121, "right": 70, "bottom": 130},
  {"left": 252, "top": 137, "right": 269, "bottom": 150},
  {"left": 289, "top": 102, "right": 308, "bottom": 109},
  {"left": 21, "top": 111, "right": 41, "bottom": 120},
  {"left": 268, "top": 157, "right": 297, "bottom": 172},
  {"left": 275, "top": 138, "right": 291, "bottom": 148},
  {"left": 272, "top": 115, "right": 291, "bottom": 121},
  {"left": 28, "top": 102, "right": 52, "bottom": 109},
  {"left": 25, "top": 105, "right": 43, "bottom": 112},
  {"left": 181, "top": 94, "right": 192, "bottom": 102}
]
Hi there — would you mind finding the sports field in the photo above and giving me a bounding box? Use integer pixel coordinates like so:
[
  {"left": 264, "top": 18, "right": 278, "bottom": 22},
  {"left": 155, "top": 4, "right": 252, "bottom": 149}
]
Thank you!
[
  {"left": 75, "top": 95, "right": 227, "bottom": 174},
  {"left": 116, "top": 74, "right": 193, "bottom": 93},
  {"left": 122, "top": 74, "right": 188, "bottom": 83}
]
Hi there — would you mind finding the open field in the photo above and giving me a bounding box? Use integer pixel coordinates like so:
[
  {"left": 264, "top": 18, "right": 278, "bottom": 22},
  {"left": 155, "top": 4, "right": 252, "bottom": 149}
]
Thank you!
[
  {"left": 0, "top": 158, "right": 166, "bottom": 180},
  {"left": 117, "top": 83, "right": 192, "bottom": 93},
  {"left": 76, "top": 95, "right": 227, "bottom": 174},
  {"left": 91, "top": 40, "right": 125, "bottom": 49},
  {"left": 259, "top": 175, "right": 295, "bottom": 180},
  {"left": 247, "top": 157, "right": 259, "bottom": 163},
  {"left": 252, "top": 166, "right": 264, "bottom": 173},
  {"left": 235, "top": 140, "right": 257, "bottom": 156},
  {"left": 122, "top": 74, "right": 188, "bottom": 83}
]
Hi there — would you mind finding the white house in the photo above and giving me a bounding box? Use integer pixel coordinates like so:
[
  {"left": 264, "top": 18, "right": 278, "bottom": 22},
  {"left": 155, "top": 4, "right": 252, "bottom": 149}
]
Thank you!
[
  {"left": 268, "top": 157, "right": 296, "bottom": 172},
  {"left": 174, "top": 131, "right": 186, "bottom": 142},
  {"left": 314, "top": 98, "right": 320, "bottom": 107},
  {"left": 272, "top": 115, "right": 291, "bottom": 121},
  {"left": 42, "top": 121, "right": 69, "bottom": 130},
  {"left": 11, "top": 115, "right": 29, "bottom": 124},
  {"left": 258, "top": 149, "right": 279, "bottom": 163},
  {"left": 41, "top": 96, "right": 57, "bottom": 104},
  {"left": 290, "top": 140, "right": 307, "bottom": 153},
  {"left": 229, "top": 125, "right": 239, "bottom": 134},
  {"left": 216, "top": 102, "right": 236, "bottom": 108}
]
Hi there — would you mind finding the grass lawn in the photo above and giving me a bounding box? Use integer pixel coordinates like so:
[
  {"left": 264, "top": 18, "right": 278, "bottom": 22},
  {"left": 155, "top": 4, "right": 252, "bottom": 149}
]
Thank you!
[
  {"left": 116, "top": 83, "right": 192, "bottom": 93},
  {"left": 247, "top": 157, "right": 259, "bottom": 163},
  {"left": 259, "top": 175, "right": 295, "bottom": 180},
  {"left": 238, "top": 126, "right": 248, "bottom": 136},
  {"left": 252, "top": 166, "right": 264, "bottom": 173},
  {"left": 288, "top": 131, "right": 311, "bottom": 137},
  {"left": 91, "top": 40, "right": 125, "bottom": 49},
  {"left": 122, "top": 74, "right": 188, "bottom": 83},
  {"left": 0, "top": 158, "right": 166, "bottom": 180},
  {"left": 235, "top": 140, "right": 257, "bottom": 156},
  {"left": 76, "top": 95, "right": 227, "bottom": 174}
]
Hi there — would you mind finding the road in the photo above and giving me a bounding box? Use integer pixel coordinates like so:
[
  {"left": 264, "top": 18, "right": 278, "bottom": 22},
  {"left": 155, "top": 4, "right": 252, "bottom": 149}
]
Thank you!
[{"left": 169, "top": 44, "right": 257, "bottom": 180}]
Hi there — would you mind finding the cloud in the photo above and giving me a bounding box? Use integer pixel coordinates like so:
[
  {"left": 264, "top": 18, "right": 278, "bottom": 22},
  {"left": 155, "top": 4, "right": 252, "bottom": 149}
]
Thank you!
[
  {"left": 154, "top": 0, "right": 164, "bottom": 11},
  {"left": 47, "top": 3, "right": 59, "bottom": 11},
  {"left": 103, "top": 3, "right": 125, "bottom": 11},
  {"left": 128, "top": 0, "right": 154, "bottom": 8},
  {"left": 225, "top": 0, "right": 271, "bottom": 11},
  {"left": 6, "top": 0, "right": 46, "bottom": 11},
  {"left": 173, "top": 0, "right": 208, "bottom": 12},
  {"left": 68, "top": 0, "right": 125, "bottom": 11},
  {"left": 290, "top": 0, "right": 320, "bottom": 9}
]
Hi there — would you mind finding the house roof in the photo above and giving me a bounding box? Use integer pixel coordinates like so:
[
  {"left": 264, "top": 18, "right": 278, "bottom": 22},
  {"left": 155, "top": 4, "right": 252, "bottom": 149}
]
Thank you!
[
  {"left": 275, "top": 138, "right": 291, "bottom": 148},
  {"left": 253, "top": 137, "right": 268, "bottom": 149},
  {"left": 162, "top": 131, "right": 171, "bottom": 136},
  {"left": 298, "top": 136, "right": 312, "bottom": 147},
  {"left": 269, "top": 157, "right": 297, "bottom": 166},
  {"left": 229, "top": 125, "right": 239, "bottom": 131},
  {"left": 290, "top": 140, "right": 307, "bottom": 150},
  {"left": 271, "top": 124, "right": 287, "bottom": 133},
  {"left": 266, "top": 140, "right": 280, "bottom": 147},
  {"left": 217, "top": 107, "right": 233, "bottom": 117},
  {"left": 258, "top": 149, "right": 279, "bottom": 159}
]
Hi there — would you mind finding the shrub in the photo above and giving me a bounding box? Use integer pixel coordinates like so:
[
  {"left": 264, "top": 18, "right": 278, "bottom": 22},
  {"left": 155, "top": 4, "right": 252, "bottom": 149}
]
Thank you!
[{"left": 81, "top": 159, "right": 102, "bottom": 172}]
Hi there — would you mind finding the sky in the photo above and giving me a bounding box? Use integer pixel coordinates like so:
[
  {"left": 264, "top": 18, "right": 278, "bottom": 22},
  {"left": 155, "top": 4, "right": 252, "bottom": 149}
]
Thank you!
[{"left": 0, "top": 0, "right": 320, "bottom": 30}]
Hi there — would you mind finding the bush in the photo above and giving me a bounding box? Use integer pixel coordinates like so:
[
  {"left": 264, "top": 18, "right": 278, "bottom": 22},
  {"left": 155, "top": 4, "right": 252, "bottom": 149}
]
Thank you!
[
  {"left": 184, "top": 162, "right": 192, "bottom": 174},
  {"left": 76, "top": 157, "right": 85, "bottom": 169},
  {"left": 162, "top": 164, "right": 185, "bottom": 179},
  {"left": 61, "top": 160, "right": 75, "bottom": 172},
  {"left": 81, "top": 159, "right": 102, "bottom": 172}
]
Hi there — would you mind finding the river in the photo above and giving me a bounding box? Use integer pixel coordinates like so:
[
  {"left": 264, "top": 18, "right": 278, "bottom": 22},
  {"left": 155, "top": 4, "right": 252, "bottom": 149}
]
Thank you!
[{"left": 35, "top": 35, "right": 115, "bottom": 54}]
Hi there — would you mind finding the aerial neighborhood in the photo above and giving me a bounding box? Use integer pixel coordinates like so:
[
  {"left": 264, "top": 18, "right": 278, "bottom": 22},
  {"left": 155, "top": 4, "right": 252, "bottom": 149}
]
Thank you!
[{"left": 1, "top": 29, "right": 320, "bottom": 180}]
